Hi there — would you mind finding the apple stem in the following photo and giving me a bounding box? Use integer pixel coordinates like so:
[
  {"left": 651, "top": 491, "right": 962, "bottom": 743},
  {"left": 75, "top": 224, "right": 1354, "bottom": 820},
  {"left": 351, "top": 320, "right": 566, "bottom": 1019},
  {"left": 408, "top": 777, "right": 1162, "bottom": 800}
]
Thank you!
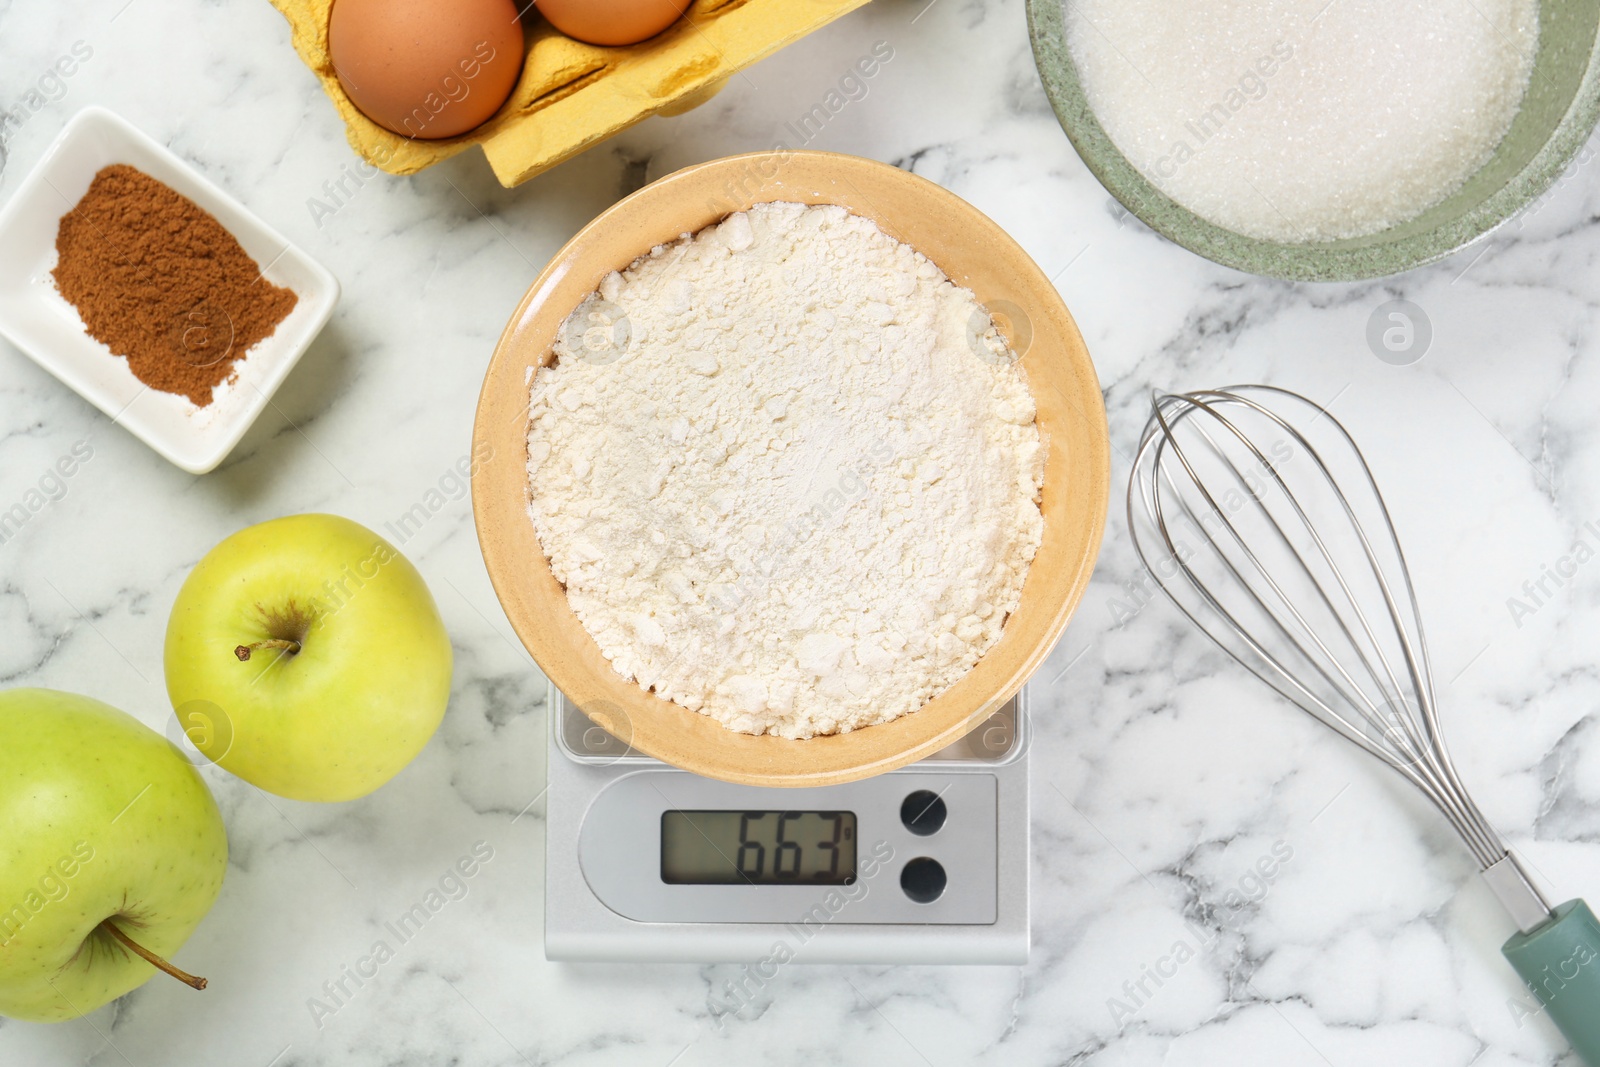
[
  {"left": 103, "top": 922, "right": 207, "bottom": 990},
  {"left": 234, "top": 638, "right": 301, "bottom": 662}
]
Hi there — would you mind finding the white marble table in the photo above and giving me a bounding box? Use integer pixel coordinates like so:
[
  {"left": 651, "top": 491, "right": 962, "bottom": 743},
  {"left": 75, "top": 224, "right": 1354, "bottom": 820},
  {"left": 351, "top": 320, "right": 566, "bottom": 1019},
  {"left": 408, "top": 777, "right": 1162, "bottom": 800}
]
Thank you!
[{"left": 3, "top": 0, "right": 1599, "bottom": 1064}]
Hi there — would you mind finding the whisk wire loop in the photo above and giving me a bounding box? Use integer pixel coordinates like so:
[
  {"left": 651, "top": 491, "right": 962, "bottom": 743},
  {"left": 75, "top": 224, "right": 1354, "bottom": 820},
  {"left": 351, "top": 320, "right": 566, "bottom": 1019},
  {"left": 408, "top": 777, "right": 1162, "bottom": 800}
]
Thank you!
[
  {"left": 1140, "top": 409, "right": 1495, "bottom": 865},
  {"left": 1166, "top": 408, "right": 1408, "bottom": 733},
  {"left": 1129, "top": 386, "right": 1520, "bottom": 873}
]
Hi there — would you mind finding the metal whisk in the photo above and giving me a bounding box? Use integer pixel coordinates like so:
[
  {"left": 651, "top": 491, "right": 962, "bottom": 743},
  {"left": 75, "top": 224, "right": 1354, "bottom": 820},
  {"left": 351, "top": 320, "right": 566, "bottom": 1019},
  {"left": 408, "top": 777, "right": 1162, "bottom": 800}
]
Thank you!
[{"left": 1128, "top": 385, "right": 1599, "bottom": 1061}]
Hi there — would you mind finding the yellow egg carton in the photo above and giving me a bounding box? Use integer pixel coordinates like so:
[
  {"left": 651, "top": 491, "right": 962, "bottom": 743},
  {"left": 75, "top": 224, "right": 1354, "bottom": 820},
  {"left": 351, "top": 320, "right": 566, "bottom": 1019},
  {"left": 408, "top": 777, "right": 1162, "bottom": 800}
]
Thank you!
[{"left": 270, "top": 0, "right": 872, "bottom": 187}]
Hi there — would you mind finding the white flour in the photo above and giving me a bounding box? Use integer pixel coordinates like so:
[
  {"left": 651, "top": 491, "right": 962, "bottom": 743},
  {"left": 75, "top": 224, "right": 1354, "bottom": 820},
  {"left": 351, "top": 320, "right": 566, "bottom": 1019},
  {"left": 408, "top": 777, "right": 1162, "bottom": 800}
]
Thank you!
[{"left": 526, "top": 202, "right": 1044, "bottom": 738}]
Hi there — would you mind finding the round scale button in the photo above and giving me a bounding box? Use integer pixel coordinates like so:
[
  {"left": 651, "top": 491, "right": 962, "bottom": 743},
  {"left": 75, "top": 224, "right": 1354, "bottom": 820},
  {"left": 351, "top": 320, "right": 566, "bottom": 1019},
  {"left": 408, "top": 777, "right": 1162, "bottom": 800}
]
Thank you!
[
  {"left": 900, "top": 857, "right": 947, "bottom": 903},
  {"left": 900, "top": 789, "right": 947, "bottom": 836}
]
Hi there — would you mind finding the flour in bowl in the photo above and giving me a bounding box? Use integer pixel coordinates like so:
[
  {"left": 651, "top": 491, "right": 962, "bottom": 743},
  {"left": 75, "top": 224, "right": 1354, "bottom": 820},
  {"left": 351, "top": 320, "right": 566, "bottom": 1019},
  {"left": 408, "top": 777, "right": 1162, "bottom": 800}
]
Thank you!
[{"left": 526, "top": 202, "right": 1044, "bottom": 739}]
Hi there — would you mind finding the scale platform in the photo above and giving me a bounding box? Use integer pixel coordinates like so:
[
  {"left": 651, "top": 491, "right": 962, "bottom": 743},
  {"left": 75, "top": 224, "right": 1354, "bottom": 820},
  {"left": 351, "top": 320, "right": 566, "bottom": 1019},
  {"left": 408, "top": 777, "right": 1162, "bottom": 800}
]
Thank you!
[{"left": 544, "top": 683, "right": 1030, "bottom": 964}]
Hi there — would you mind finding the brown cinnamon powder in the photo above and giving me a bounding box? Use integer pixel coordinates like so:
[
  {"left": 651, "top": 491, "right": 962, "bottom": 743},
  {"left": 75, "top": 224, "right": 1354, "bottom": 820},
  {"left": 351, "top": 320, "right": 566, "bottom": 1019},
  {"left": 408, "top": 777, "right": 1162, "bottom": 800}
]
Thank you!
[{"left": 52, "top": 164, "right": 299, "bottom": 407}]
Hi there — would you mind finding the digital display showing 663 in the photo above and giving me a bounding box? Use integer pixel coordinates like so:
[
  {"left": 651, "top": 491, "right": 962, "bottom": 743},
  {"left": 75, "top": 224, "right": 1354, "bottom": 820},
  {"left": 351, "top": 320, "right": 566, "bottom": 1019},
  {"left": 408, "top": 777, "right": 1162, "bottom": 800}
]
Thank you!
[{"left": 660, "top": 810, "right": 857, "bottom": 885}]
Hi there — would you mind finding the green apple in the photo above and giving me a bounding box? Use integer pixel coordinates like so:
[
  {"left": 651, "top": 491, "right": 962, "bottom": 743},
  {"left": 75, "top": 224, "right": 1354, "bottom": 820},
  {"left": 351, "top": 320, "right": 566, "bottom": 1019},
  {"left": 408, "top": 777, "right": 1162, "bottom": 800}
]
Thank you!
[
  {"left": 0, "top": 688, "right": 227, "bottom": 1022},
  {"left": 163, "top": 513, "right": 452, "bottom": 802}
]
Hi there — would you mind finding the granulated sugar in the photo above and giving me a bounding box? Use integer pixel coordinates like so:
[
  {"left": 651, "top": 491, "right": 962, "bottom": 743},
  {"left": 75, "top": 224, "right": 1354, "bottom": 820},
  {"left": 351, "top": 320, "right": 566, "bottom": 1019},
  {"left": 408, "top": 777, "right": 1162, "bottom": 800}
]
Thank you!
[
  {"left": 526, "top": 202, "right": 1044, "bottom": 739},
  {"left": 1066, "top": 0, "right": 1539, "bottom": 242}
]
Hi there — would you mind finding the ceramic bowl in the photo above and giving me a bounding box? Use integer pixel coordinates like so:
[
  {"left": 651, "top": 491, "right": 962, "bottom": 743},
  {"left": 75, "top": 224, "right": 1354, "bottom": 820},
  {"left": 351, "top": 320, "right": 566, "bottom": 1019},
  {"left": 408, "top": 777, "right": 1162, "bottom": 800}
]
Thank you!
[
  {"left": 0, "top": 106, "right": 339, "bottom": 474},
  {"left": 1027, "top": 0, "right": 1600, "bottom": 281},
  {"left": 471, "top": 151, "right": 1109, "bottom": 787}
]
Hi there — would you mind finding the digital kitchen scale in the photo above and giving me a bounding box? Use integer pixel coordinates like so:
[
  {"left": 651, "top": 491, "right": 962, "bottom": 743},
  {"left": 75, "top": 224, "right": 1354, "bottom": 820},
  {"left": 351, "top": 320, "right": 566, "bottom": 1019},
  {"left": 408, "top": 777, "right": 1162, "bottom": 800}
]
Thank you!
[{"left": 545, "top": 683, "right": 1030, "bottom": 964}]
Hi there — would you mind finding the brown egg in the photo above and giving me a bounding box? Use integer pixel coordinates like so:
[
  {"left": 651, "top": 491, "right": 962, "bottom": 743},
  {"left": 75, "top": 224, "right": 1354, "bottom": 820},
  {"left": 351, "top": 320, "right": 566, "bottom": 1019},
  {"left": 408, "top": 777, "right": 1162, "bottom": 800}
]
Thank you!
[
  {"left": 536, "top": 0, "right": 690, "bottom": 47},
  {"left": 329, "top": 0, "right": 525, "bottom": 140}
]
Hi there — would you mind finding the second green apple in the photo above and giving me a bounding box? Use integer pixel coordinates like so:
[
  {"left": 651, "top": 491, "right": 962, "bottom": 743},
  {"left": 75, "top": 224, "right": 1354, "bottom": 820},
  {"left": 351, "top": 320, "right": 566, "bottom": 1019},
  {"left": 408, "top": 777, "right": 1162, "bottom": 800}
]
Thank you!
[{"left": 164, "top": 514, "right": 452, "bottom": 802}]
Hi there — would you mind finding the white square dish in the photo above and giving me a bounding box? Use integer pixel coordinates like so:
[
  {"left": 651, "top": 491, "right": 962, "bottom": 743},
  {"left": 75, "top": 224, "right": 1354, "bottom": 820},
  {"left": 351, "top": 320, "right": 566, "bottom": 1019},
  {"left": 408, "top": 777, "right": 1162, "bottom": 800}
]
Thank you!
[{"left": 0, "top": 106, "right": 340, "bottom": 474}]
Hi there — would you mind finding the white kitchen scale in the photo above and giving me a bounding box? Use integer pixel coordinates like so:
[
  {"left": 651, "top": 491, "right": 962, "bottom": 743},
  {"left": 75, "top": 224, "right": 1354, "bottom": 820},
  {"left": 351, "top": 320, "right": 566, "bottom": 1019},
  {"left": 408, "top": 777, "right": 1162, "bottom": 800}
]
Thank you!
[{"left": 544, "top": 682, "right": 1030, "bottom": 964}]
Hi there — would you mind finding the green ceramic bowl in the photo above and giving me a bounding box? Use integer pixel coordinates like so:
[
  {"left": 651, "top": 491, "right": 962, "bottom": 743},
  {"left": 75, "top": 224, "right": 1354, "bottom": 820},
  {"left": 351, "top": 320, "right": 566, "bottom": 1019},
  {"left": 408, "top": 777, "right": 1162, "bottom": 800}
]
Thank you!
[{"left": 1027, "top": 0, "right": 1600, "bottom": 281}]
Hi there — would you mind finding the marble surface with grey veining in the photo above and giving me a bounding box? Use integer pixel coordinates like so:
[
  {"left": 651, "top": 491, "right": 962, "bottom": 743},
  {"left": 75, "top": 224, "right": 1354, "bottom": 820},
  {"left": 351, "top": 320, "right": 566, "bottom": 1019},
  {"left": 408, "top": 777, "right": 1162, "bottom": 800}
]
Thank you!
[{"left": 2, "top": 0, "right": 1600, "bottom": 1064}]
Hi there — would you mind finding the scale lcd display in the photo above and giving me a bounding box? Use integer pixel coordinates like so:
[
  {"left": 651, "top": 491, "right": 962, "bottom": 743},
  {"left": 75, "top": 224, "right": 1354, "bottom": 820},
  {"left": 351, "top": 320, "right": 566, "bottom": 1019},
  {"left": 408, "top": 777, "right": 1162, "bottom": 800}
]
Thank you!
[{"left": 660, "top": 810, "right": 857, "bottom": 885}]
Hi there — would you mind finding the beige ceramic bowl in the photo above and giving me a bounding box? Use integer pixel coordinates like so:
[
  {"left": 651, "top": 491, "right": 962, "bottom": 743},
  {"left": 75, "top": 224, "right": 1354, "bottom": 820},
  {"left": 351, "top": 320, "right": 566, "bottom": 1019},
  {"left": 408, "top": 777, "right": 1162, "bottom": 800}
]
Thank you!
[{"left": 471, "top": 151, "right": 1109, "bottom": 787}]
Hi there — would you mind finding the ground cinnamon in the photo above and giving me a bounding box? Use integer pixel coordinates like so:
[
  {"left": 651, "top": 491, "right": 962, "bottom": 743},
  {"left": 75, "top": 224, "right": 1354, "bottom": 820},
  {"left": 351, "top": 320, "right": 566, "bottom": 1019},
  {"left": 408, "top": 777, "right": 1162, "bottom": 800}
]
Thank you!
[{"left": 52, "top": 164, "right": 298, "bottom": 407}]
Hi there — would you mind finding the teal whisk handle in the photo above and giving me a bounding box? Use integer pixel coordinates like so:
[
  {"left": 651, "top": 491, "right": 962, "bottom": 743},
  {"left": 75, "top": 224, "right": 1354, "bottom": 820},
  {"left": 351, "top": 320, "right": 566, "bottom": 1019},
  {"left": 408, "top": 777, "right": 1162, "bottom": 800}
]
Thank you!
[{"left": 1502, "top": 899, "right": 1600, "bottom": 1065}]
